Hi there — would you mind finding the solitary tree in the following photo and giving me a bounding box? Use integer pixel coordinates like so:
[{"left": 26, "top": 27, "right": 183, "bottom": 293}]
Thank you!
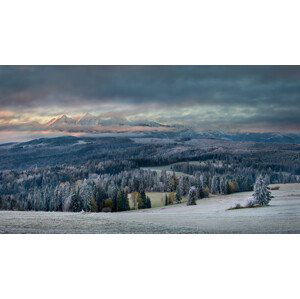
[
  {"left": 251, "top": 175, "right": 273, "bottom": 206},
  {"left": 187, "top": 186, "right": 197, "bottom": 206}
]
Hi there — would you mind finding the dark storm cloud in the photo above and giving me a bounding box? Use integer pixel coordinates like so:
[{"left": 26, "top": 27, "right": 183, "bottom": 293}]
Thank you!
[{"left": 0, "top": 66, "right": 299, "bottom": 130}]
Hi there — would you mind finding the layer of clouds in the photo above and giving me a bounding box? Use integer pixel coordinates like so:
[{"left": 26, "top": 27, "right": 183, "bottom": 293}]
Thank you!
[{"left": 0, "top": 66, "right": 299, "bottom": 131}]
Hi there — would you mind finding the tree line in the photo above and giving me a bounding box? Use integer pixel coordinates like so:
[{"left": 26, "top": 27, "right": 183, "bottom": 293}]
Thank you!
[{"left": 0, "top": 158, "right": 299, "bottom": 212}]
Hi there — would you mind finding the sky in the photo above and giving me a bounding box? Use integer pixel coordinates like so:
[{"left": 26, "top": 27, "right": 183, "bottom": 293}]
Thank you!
[{"left": 0, "top": 66, "right": 299, "bottom": 142}]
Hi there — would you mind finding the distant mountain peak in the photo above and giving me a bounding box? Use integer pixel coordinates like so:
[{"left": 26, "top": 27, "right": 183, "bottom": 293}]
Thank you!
[
  {"left": 77, "top": 112, "right": 99, "bottom": 125},
  {"left": 45, "top": 113, "right": 169, "bottom": 129},
  {"left": 47, "top": 114, "right": 76, "bottom": 127},
  {"left": 80, "top": 112, "right": 95, "bottom": 119}
]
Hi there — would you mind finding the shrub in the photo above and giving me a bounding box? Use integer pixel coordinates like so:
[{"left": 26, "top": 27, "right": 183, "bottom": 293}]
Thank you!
[{"left": 227, "top": 180, "right": 239, "bottom": 194}]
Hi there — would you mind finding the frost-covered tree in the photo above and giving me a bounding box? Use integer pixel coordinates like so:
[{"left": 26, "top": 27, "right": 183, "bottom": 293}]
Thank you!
[
  {"left": 187, "top": 186, "right": 197, "bottom": 206},
  {"left": 211, "top": 176, "right": 219, "bottom": 194},
  {"left": 219, "top": 177, "right": 227, "bottom": 194},
  {"left": 178, "top": 176, "right": 190, "bottom": 196},
  {"left": 78, "top": 179, "right": 95, "bottom": 211},
  {"left": 250, "top": 175, "right": 273, "bottom": 206}
]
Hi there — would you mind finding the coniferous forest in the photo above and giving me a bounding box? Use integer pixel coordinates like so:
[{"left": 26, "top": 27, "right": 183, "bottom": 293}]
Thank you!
[{"left": 0, "top": 135, "right": 299, "bottom": 212}]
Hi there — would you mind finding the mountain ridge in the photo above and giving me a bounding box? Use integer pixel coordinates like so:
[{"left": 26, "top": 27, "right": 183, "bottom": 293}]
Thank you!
[{"left": 46, "top": 113, "right": 165, "bottom": 128}]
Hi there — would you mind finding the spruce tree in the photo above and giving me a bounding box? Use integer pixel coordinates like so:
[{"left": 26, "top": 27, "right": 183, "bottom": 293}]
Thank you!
[
  {"left": 164, "top": 194, "right": 169, "bottom": 206},
  {"left": 137, "top": 192, "right": 143, "bottom": 209},
  {"left": 117, "top": 190, "right": 130, "bottom": 211},
  {"left": 146, "top": 196, "right": 152, "bottom": 208},
  {"left": 252, "top": 175, "right": 273, "bottom": 206},
  {"left": 137, "top": 191, "right": 151, "bottom": 209},
  {"left": 94, "top": 186, "right": 107, "bottom": 212},
  {"left": 175, "top": 188, "right": 182, "bottom": 203},
  {"left": 70, "top": 191, "right": 82, "bottom": 212}
]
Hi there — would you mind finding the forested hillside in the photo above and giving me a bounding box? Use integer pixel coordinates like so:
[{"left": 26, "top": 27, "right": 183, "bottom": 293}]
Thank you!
[{"left": 0, "top": 135, "right": 299, "bottom": 212}]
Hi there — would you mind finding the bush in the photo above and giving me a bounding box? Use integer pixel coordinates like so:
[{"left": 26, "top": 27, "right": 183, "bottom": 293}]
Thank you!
[
  {"left": 101, "top": 207, "right": 112, "bottom": 213},
  {"left": 227, "top": 180, "right": 239, "bottom": 194}
]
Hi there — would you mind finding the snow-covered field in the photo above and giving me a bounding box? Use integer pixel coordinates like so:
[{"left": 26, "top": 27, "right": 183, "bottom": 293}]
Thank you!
[{"left": 0, "top": 183, "right": 299, "bottom": 233}]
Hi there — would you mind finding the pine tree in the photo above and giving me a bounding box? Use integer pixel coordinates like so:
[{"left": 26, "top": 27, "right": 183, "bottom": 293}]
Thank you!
[{"left": 187, "top": 186, "right": 197, "bottom": 206}]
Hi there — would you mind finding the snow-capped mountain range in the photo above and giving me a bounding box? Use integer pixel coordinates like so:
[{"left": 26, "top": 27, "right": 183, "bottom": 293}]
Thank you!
[
  {"left": 46, "top": 113, "right": 165, "bottom": 128},
  {"left": 4, "top": 113, "right": 299, "bottom": 144}
]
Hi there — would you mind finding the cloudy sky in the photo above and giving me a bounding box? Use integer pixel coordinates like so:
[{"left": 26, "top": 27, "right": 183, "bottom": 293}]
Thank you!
[{"left": 0, "top": 66, "right": 299, "bottom": 141}]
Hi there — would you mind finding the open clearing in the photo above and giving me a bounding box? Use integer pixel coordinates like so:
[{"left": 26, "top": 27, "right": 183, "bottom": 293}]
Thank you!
[{"left": 0, "top": 183, "right": 299, "bottom": 233}]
